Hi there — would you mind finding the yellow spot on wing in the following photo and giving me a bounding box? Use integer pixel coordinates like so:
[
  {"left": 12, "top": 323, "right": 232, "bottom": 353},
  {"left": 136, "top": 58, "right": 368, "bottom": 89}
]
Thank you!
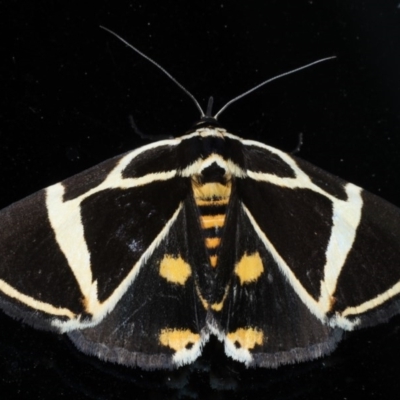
[
  {"left": 159, "top": 255, "right": 191, "bottom": 285},
  {"left": 210, "top": 255, "right": 218, "bottom": 267},
  {"left": 200, "top": 214, "right": 225, "bottom": 229},
  {"left": 234, "top": 252, "right": 264, "bottom": 285},
  {"left": 159, "top": 329, "right": 200, "bottom": 351},
  {"left": 227, "top": 327, "right": 264, "bottom": 350}
]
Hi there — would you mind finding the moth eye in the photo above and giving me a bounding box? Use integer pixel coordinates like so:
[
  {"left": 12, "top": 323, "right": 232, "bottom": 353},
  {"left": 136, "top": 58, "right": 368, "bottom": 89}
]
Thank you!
[
  {"left": 234, "top": 341, "right": 241, "bottom": 349},
  {"left": 185, "top": 342, "right": 194, "bottom": 350}
]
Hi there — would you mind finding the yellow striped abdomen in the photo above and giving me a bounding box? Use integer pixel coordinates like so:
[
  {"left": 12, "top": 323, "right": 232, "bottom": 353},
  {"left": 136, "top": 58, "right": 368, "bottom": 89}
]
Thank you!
[{"left": 192, "top": 181, "right": 231, "bottom": 267}]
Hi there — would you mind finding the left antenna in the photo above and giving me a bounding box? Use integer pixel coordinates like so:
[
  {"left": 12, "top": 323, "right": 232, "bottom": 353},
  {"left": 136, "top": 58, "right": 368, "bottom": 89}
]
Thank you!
[{"left": 100, "top": 26, "right": 205, "bottom": 117}]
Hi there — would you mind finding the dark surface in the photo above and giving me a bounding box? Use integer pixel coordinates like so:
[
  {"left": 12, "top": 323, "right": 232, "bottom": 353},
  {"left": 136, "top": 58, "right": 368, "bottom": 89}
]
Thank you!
[{"left": 1, "top": 1, "right": 400, "bottom": 398}]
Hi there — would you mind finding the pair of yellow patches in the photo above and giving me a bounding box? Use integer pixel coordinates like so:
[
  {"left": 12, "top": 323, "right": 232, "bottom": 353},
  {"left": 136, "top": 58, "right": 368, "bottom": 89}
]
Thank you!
[
  {"left": 159, "top": 327, "right": 263, "bottom": 353},
  {"left": 159, "top": 251, "right": 264, "bottom": 289}
]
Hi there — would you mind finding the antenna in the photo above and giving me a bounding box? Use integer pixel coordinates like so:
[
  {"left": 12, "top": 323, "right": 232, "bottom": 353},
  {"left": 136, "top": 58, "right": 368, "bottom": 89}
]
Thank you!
[
  {"left": 100, "top": 26, "right": 335, "bottom": 122},
  {"left": 100, "top": 26, "right": 205, "bottom": 117},
  {"left": 214, "top": 56, "right": 336, "bottom": 119}
]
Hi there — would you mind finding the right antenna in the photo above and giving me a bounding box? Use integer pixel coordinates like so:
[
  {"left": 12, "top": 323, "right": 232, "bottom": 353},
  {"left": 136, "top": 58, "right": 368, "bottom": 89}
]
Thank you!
[{"left": 214, "top": 56, "right": 336, "bottom": 119}]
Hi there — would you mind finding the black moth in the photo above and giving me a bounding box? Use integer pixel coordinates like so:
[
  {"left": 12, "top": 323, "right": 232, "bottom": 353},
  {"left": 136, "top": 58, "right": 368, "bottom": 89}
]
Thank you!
[{"left": 1, "top": 29, "right": 399, "bottom": 370}]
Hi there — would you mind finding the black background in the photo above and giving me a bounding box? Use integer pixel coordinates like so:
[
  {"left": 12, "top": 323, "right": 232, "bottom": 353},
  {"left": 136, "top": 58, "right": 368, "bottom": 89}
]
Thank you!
[{"left": 1, "top": 1, "right": 400, "bottom": 399}]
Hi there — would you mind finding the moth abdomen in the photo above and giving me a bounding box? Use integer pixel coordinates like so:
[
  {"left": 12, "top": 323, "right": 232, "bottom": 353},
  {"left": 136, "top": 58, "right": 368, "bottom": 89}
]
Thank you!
[{"left": 192, "top": 162, "right": 232, "bottom": 269}]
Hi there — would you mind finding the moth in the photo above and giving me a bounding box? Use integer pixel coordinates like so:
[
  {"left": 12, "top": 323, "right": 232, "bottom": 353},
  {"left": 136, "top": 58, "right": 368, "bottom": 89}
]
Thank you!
[{"left": 1, "top": 29, "right": 400, "bottom": 371}]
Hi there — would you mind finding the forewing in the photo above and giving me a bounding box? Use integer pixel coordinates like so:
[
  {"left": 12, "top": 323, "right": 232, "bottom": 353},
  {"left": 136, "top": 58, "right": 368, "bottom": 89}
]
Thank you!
[
  {"left": 240, "top": 140, "right": 400, "bottom": 331},
  {"left": 211, "top": 191, "right": 342, "bottom": 367},
  {"left": 0, "top": 141, "right": 189, "bottom": 332},
  {"left": 68, "top": 196, "right": 209, "bottom": 369}
]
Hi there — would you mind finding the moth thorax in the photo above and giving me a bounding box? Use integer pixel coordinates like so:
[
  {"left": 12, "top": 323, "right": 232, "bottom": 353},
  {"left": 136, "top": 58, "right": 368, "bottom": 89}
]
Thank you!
[{"left": 191, "top": 162, "right": 232, "bottom": 268}]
